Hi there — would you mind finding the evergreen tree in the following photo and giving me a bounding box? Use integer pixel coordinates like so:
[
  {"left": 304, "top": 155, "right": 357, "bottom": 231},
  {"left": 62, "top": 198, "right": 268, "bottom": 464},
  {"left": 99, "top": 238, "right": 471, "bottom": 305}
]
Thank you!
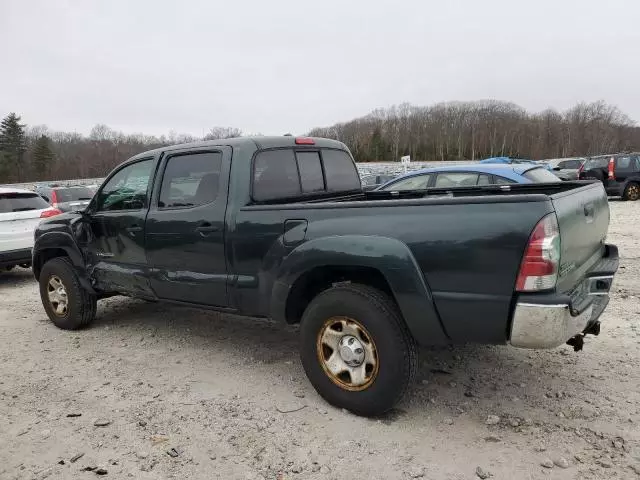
[
  {"left": 0, "top": 113, "right": 27, "bottom": 182},
  {"left": 32, "top": 135, "right": 55, "bottom": 180}
]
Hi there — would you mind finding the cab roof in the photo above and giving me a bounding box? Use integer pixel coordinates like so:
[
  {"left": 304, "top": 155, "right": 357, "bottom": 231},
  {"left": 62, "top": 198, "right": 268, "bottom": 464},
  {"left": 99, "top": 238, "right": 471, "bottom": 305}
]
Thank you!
[{"left": 128, "top": 136, "right": 348, "bottom": 162}]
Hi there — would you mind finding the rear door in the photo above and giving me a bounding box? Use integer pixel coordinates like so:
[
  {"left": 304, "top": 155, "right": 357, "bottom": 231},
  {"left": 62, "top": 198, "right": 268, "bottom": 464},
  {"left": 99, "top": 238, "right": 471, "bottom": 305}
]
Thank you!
[
  {"left": 0, "top": 193, "right": 51, "bottom": 252},
  {"left": 145, "top": 147, "right": 231, "bottom": 307},
  {"left": 550, "top": 183, "right": 610, "bottom": 293}
]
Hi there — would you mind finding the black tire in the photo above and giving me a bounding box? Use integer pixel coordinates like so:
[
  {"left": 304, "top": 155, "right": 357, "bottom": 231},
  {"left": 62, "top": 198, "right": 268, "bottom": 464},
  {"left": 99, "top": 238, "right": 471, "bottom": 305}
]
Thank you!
[
  {"left": 299, "top": 284, "right": 417, "bottom": 417},
  {"left": 39, "top": 257, "right": 97, "bottom": 330},
  {"left": 623, "top": 182, "right": 640, "bottom": 201}
]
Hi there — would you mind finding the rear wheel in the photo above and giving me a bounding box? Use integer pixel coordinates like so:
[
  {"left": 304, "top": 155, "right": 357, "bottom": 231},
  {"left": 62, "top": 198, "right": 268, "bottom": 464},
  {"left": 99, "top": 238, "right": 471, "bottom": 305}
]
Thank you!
[
  {"left": 623, "top": 182, "right": 640, "bottom": 201},
  {"left": 299, "top": 284, "right": 417, "bottom": 416},
  {"left": 39, "top": 257, "right": 96, "bottom": 330}
]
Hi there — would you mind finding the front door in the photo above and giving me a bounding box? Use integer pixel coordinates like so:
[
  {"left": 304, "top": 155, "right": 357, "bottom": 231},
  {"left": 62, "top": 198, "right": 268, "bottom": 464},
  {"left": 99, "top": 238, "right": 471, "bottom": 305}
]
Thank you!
[
  {"left": 145, "top": 147, "right": 230, "bottom": 307},
  {"left": 85, "top": 157, "right": 157, "bottom": 296}
]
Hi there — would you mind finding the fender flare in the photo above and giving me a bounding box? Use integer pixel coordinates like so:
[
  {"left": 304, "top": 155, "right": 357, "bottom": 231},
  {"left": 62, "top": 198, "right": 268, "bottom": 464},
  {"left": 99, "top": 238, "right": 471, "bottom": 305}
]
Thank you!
[
  {"left": 270, "top": 235, "right": 449, "bottom": 345},
  {"left": 33, "top": 232, "right": 94, "bottom": 293}
]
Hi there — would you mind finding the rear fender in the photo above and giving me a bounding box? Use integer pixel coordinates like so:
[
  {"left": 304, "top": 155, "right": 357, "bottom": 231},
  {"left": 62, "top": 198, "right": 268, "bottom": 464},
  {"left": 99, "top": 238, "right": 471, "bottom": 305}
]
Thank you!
[{"left": 271, "top": 235, "right": 449, "bottom": 345}]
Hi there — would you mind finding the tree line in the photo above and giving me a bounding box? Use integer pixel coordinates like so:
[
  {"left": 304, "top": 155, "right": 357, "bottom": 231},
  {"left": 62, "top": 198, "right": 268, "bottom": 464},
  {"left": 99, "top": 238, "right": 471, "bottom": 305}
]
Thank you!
[
  {"left": 1, "top": 100, "right": 639, "bottom": 183},
  {"left": 309, "top": 100, "right": 640, "bottom": 163},
  {"left": 0, "top": 119, "right": 244, "bottom": 184}
]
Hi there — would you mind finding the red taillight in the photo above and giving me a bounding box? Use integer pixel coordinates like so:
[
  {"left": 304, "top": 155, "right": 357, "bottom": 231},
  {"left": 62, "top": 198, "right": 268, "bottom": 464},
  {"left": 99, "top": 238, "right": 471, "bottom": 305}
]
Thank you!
[
  {"left": 50, "top": 190, "right": 58, "bottom": 208},
  {"left": 578, "top": 162, "right": 584, "bottom": 174},
  {"left": 516, "top": 214, "right": 560, "bottom": 292},
  {"left": 607, "top": 157, "right": 615, "bottom": 180},
  {"left": 40, "top": 208, "right": 62, "bottom": 218},
  {"left": 295, "top": 137, "right": 315, "bottom": 145}
]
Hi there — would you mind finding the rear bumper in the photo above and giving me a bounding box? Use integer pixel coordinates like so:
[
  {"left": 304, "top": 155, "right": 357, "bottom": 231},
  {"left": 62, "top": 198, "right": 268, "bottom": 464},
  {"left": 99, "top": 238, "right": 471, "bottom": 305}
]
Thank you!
[
  {"left": 0, "top": 248, "right": 33, "bottom": 268},
  {"left": 509, "top": 244, "right": 619, "bottom": 349}
]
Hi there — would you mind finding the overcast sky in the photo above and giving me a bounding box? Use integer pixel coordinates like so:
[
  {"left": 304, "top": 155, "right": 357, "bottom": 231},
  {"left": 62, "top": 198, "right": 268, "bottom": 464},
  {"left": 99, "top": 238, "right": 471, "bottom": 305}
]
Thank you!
[{"left": 1, "top": 0, "right": 638, "bottom": 137}]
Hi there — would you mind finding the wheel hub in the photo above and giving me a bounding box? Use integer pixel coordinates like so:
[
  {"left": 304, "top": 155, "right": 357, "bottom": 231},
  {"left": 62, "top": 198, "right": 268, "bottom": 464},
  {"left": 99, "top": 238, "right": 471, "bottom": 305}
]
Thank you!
[
  {"left": 316, "top": 316, "right": 379, "bottom": 391},
  {"left": 338, "top": 335, "right": 365, "bottom": 367},
  {"left": 47, "top": 275, "right": 68, "bottom": 316}
]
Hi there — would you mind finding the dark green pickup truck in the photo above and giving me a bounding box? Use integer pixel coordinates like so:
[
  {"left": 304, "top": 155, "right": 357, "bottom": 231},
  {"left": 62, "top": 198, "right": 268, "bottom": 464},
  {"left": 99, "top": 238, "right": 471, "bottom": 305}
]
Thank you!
[{"left": 33, "top": 136, "right": 619, "bottom": 416}]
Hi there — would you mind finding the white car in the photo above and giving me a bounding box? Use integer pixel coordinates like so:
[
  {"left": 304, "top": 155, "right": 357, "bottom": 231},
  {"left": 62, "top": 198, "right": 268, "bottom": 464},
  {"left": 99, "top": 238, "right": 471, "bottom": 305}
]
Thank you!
[{"left": 0, "top": 187, "right": 61, "bottom": 271}]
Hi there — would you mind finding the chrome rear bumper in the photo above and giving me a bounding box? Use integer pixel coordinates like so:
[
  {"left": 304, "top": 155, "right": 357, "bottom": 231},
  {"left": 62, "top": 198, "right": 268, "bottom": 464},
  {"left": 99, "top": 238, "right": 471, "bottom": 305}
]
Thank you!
[
  {"left": 510, "top": 273, "right": 614, "bottom": 349},
  {"left": 510, "top": 302, "right": 594, "bottom": 349}
]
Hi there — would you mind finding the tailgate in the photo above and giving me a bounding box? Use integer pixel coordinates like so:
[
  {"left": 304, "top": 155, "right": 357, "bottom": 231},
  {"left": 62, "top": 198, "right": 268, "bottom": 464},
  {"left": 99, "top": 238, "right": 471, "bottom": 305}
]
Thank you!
[{"left": 550, "top": 182, "right": 609, "bottom": 293}]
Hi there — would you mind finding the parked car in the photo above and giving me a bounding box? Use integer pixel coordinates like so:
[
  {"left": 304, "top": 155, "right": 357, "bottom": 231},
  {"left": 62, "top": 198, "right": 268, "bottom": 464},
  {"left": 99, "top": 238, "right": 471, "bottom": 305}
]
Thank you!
[
  {"left": 579, "top": 153, "right": 640, "bottom": 200},
  {"left": 35, "top": 185, "right": 95, "bottom": 212},
  {"left": 360, "top": 173, "right": 398, "bottom": 191},
  {"left": 479, "top": 156, "right": 554, "bottom": 171},
  {"left": 546, "top": 157, "right": 586, "bottom": 181},
  {"left": 376, "top": 164, "right": 561, "bottom": 191},
  {"left": 32, "top": 136, "right": 618, "bottom": 416},
  {"left": 0, "top": 188, "right": 61, "bottom": 271}
]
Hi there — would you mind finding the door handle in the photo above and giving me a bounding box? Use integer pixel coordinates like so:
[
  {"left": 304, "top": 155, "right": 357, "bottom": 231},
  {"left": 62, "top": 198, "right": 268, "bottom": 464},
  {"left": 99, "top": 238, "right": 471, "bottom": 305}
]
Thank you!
[
  {"left": 125, "top": 225, "right": 142, "bottom": 237},
  {"left": 195, "top": 223, "right": 219, "bottom": 235}
]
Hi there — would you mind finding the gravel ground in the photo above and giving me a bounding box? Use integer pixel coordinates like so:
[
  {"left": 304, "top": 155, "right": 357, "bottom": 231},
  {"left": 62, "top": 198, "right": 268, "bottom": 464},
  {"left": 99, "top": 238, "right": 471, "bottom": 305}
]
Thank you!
[{"left": 1, "top": 201, "right": 639, "bottom": 480}]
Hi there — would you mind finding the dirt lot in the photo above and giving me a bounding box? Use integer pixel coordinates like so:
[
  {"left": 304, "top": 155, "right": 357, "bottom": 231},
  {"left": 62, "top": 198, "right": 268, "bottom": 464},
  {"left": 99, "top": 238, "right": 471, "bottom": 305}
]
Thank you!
[{"left": 1, "top": 201, "right": 639, "bottom": 480}]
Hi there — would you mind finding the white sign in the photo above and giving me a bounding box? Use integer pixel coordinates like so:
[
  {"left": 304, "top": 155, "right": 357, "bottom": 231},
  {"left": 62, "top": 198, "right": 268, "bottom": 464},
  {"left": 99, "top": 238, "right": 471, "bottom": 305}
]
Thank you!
[{"left": 400, "top": 155, "right": 411, "bottom": 164}]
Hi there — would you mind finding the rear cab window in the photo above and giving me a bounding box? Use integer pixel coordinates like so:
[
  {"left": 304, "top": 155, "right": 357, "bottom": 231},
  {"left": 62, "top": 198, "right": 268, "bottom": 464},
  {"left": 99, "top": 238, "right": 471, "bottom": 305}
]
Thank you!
[
  {"left": 252, "top": 148, "right": 360, "bottom": 202},
  {"left": 0, "top": 193, "right": 50, "bottom": 213}
]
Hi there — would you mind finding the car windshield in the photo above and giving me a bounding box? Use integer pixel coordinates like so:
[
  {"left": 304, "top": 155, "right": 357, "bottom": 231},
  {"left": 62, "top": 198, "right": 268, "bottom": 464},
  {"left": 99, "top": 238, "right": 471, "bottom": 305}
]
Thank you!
[
  {"left": 54, "top": 187, "right": 94, "bottom": 202},
  {"left": 0, "top": 193, "right": 50, "bottom": 213},
  {"left": 523, "top": 167, "right": 561, "bottom": 183}
]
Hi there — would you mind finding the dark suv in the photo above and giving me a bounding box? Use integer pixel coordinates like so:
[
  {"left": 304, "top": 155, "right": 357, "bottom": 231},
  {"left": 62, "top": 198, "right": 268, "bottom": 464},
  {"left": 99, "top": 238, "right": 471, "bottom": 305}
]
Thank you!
[{"left": 579, "top": 153, "right": 640, "bottom": 200}]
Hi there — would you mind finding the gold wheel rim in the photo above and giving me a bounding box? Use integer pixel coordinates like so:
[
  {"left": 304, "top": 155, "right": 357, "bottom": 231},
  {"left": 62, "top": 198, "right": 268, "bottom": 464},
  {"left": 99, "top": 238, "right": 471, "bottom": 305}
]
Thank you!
[
  {"left": 316, "top": 316, "right": 379, "bottom": 391},
  {"left": 628, "top": 185, "right": 640, "bottom": 200}
]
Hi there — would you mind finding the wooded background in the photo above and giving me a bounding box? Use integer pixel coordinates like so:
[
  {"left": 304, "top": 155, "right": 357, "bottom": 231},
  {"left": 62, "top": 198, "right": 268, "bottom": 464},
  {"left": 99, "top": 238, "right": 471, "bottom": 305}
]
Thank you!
[{"left": 1, "top": 100, "right": 638, "bottom": 184}]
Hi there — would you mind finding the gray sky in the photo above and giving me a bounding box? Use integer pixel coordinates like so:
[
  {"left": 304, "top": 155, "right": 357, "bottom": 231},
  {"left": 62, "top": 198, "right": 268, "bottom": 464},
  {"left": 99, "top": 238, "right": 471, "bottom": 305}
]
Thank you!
[{"left": 1, "top": 0, "right": 638, "bottom": 137}]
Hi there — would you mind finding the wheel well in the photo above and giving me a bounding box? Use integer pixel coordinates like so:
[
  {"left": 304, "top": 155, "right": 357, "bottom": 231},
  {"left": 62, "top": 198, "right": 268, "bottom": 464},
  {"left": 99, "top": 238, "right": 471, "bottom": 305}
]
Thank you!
[
  {"left": 284, "top": 266, "right": 395, "bottom": 324},
  {"left": 33, "top": 248, "right": 69, "bottom": 280}
]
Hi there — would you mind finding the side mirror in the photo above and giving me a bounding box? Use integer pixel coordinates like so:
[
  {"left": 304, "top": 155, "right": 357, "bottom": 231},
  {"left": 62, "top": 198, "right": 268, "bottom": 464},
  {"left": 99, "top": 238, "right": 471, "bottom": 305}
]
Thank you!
[{"left": 552, "top": 166, "right": 561, "bottom": 171}]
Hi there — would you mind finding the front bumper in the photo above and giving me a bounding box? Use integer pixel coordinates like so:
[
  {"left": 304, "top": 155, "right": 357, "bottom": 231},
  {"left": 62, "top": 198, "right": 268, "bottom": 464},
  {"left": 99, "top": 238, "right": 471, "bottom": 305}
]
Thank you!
[{"left": 509, "top": 245, "right": 619, "bottom": 349}]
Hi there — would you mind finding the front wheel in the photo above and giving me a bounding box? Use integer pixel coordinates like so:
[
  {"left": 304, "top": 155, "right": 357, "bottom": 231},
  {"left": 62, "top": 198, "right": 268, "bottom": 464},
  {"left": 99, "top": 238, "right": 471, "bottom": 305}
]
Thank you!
[
  {"left": 39, "top": 257, "right": 97, "bottom": 330},
  {"left": 299, "top": 284, "right": 417, "bottom": 417}
]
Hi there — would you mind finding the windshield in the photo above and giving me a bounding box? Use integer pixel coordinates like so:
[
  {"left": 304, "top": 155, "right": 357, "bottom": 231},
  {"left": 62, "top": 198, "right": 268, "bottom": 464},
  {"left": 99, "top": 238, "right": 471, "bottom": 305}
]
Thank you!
[
  {"left": 54, "top": 187, "right": 94, "bottom": 202},
  {"left": 523, "top": 167, "right": 562, "bottom": 183},
  {"left": 0, "top": 193, "right": 50, "bottom": 213}
]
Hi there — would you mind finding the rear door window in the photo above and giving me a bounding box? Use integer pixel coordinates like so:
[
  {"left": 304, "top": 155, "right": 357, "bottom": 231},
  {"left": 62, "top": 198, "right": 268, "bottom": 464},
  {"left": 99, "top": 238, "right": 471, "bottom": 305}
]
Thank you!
[
  {"left": 434, "top": 172, "right": 479, "bottom": 187},
  {"left": 0, "top": 193, "right": 50, "bottom": 213},
  {"left": 494, "top": 176, "right": 517, "bottom": 185},
  {"left": 615, "top": 155, "right": 640, "bottom": 171},
  {"left": 477, "top": 174, "right": 491, "bottom": 185},
  {"left": 158, "top": 152, "right": 223, "bottom": 208},
  {"left": 322, "top": 149, "right": 360, "bottom": 192}
]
